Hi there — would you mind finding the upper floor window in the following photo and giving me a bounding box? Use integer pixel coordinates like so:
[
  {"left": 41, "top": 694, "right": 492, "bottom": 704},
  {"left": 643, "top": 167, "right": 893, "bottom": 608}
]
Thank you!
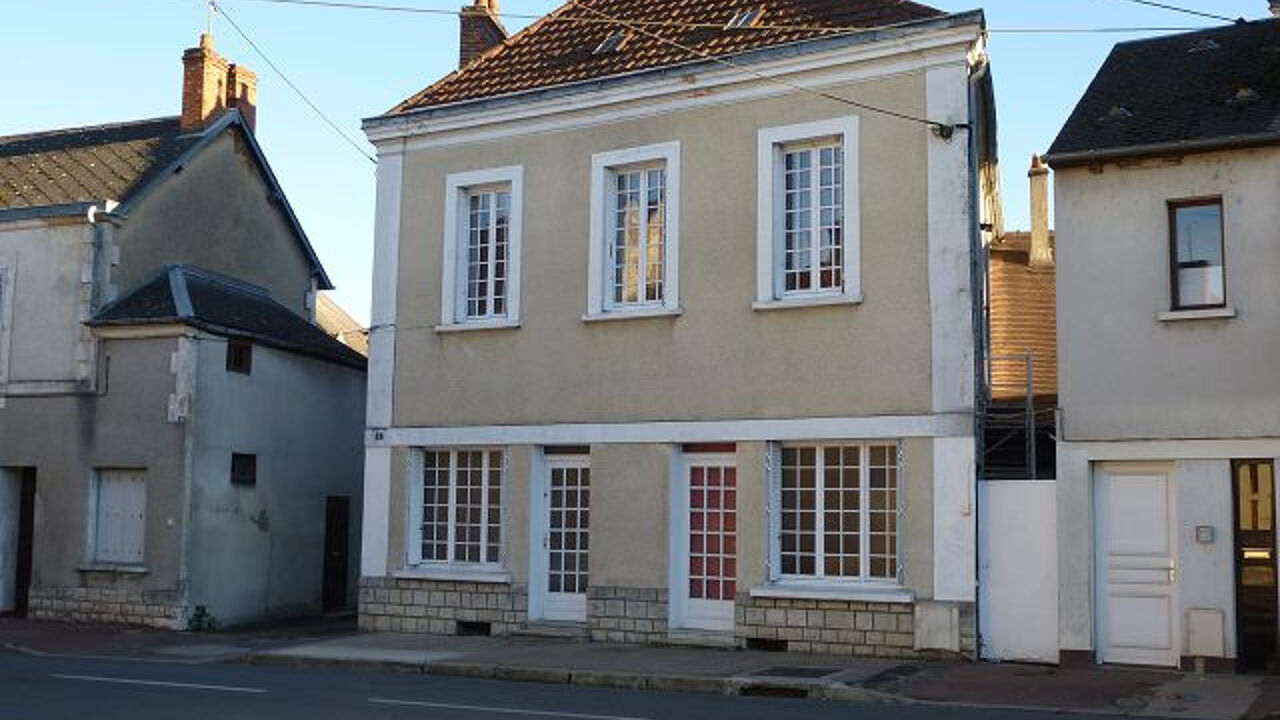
[
  {"left": 226, "top": 339, "right": 253, "bottom": 374},
  {"left": 586, "top": 142, "right": 681, "bottom": 320},
  {"left": 440, "top": 166, "right": 524, "bottom": 330},
  {"left": 1169, "top": 198, "right": 1225, "bottom": 310},
  {"left": 756, "top": 117, "right": 861, "bottom": 308}
]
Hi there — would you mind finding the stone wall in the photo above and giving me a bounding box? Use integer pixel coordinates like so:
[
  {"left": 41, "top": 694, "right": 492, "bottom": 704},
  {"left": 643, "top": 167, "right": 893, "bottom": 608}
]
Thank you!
[
  {"left": 586, "top": 586, "right": 668, "bottom": 643},
  {"left": 27, "top": 586, "right": 182, "bottom": 629},
  {"left": 736, "top": 595, "right": 920, "bottom": 657},
  {"left": 358, "top": 576, "right": 527, "bottom": 635}
]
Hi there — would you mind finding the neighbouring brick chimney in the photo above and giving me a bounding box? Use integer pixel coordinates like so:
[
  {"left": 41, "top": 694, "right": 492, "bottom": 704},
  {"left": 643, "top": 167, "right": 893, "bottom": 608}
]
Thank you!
[
  {"left": 1028, "top": 154, "right": 1053, "bottom": 268},
  {"left": 227, "top": 63, "right": 258, "bottom": 133},
  {"left": 181, "top": 33, "right": 229, "bottom": 133},
  {"left": 1271, "top": 0, "right": 1280, "bottom": 18},
  {"left": 180, "top": 34, "right": 258, "bottom": 134},
  {"left": 459, "top": 0, "right": 508, "bottom": 68}
]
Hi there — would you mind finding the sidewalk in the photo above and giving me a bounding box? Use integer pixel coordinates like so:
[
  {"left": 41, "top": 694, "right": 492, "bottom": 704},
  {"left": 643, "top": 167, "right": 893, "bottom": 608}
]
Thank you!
[{"left": 0, "top": 617, "right": 1267, "bottom": 719}]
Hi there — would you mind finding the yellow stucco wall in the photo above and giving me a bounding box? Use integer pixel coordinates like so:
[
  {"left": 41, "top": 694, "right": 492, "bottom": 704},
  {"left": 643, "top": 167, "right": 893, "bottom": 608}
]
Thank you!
[{"left": 391, "top": 71, "right": 932, "bottom": 427}]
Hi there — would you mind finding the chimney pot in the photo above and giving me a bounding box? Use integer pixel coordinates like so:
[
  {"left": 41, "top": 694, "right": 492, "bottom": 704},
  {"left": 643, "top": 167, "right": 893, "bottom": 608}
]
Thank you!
[
  {"left": 459, "top": 0, "right": 508, "bottom": 68},
  {"left": 1028, "top": 154, "right": 1053, "bottom": 267}
]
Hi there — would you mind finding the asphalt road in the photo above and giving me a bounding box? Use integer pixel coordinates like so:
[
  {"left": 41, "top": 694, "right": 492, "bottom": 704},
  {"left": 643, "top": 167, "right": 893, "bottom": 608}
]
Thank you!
[{"left": 0, "top": 650, "right": 1122, "bottom": 720}]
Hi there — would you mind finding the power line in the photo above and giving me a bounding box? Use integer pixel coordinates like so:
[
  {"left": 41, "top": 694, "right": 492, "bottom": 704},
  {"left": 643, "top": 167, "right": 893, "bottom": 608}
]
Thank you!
[
  {"left": 218, "top": 0, "right": 1210, "bottom": 35},
  {"left": 1104, "top": 0, "right": 1238, "bottom": 23},
  {"left": 571, "top": 0, "right": 954, "bottom": 132},
  {"left": 211, "top": 1, "right": 377, "bottom": 163}
]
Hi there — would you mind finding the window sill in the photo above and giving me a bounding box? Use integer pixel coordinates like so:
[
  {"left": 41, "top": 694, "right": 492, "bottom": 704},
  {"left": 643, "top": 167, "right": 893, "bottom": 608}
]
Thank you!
[
  {"left": 750, "top": 583, "right": 913, "bottom": 604},
  {"left": 582, "top": 307, "right": 682, "bottom": 323},
  {"left": 752, "top": 294, "right": 863, "bottom": 312},
  {"left": 1157, "top": 306, "right": 1236, "bottom": 322},
  {"left": 394, "top": 566, "right": 512, "bottom": 584},
  {"left": 434, "top": 319, "right": 521, "bottom": 334},
  {"left": 78, "top": 563, "right": 149, "bottom": 575}
]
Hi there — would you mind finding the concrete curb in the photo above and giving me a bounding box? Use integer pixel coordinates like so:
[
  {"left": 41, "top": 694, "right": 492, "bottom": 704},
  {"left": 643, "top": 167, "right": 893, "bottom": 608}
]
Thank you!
[{"left": 240, "top": 652, "right": 1244, "bottom": 719}]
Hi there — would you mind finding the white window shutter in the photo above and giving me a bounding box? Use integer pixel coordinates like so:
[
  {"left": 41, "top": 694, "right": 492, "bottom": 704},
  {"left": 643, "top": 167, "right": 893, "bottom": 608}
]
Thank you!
[{"left": 93, "top": 470, "right": 146, "bottom": 564}]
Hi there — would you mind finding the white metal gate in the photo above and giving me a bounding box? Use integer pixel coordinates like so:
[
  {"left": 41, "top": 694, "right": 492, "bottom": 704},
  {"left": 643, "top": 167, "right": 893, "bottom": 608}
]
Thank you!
[{"left": 979, "top": 480, "right": 1059, "bottom": 662}]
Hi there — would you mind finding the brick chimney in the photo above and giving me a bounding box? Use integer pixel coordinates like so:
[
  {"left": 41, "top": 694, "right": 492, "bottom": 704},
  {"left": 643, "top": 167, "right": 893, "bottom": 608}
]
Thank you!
[
  {"left": 227, "top": 63, "right": 258, "bottom": 133},
  {"left": 1028, "top": 154, "right": 1053, "bottom": 268},
  {"left": 180, "top": 34, "right": 258, "bottom": 134},
  {"left": 459, "top": 0, "right": 508, "bottom": 68},
  {"left": 181, "top": 33, "right": 229, "bottom": 133},
  {"left": 1271, "top": 0, "right": 1280, "bottom": 17}
]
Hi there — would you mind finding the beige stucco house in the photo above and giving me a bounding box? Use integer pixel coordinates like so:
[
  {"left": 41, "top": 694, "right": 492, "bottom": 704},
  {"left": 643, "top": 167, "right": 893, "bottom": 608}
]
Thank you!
[
  {"left": 360, "top": 0, "right": 998, "bottom": 656},
  {"left": 1046, "top": 14, "right": 1280, "bottom": 671},
  {"left": 0, "top": 35, "right": 366, "bottom": 627}
]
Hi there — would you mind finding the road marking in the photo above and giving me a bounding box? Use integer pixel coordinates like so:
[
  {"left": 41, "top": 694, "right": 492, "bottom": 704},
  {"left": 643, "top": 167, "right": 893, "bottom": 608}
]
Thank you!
[
  {"left": 51, "top": 673, "right": 267, "bottom": 694},
  {"left": 368, "top": 697, "right": 654, "bottom": 719}
]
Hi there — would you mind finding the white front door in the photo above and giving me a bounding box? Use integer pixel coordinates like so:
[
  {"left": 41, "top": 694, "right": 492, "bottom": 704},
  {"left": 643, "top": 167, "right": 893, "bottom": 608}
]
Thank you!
[
  {"left": 1095, "top": 464, "right": 1179, "bottom": 666},
  {"left": 674, "top": 454, "right": 737, "bottom": 632},
  {"left": 541, "top": 456, "right": 590, "bottom": 623}
]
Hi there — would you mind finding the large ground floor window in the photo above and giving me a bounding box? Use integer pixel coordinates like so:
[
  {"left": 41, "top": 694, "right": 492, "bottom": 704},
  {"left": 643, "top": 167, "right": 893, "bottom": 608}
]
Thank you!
[{"left": 411, "top": 449, "right": 504, "bottom": 566}]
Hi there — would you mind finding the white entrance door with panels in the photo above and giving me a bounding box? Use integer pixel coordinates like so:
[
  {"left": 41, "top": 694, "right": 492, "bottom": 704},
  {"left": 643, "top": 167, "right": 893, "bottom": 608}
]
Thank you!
[
  {"left": 540, "top": 456, "right": 590, "bottom": 623},
  {"left": 672, "top": 454, "right": 737, "bottom": 632},
  {"left": 1094, "top": 464, "right": 1179, "bottom": 667}
]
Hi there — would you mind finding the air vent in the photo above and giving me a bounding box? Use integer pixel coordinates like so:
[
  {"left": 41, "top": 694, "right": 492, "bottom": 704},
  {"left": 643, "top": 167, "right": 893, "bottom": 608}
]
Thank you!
[
  {"left": 726, "top": 6, "right": 765, "bottom": 29},
  {"left": 593, "top": 30, "right": 629, "bottom": 55},
  {"left": 1188, "top": 38, "right": 1220, "bottom": 53}
]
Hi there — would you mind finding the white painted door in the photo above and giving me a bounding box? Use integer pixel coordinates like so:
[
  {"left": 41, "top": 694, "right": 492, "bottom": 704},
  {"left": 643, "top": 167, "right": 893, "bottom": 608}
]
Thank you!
[
  {"left": 676, "top": 455, "right": 736, "bottom": 632},
  {"left": 541, "top": 457, "right": 589, "bottom": 623},
  {"left": 1095, "top": 465, "right": 1178, "bottom": 666},
  {"left": 978, "top": 480, "right": 1059, "bottom": 662},
  {"left": 0, "top": 469, "right": 19, "bottom": 613}
]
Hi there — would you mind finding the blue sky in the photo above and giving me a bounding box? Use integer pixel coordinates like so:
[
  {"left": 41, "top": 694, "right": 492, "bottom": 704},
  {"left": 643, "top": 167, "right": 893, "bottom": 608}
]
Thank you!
[{"left": 2, "top": 0, "right": 1267, "bottom": 321}]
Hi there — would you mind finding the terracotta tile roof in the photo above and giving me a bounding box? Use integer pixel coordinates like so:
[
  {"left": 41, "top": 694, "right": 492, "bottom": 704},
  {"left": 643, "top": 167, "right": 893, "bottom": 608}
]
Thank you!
[
  {"left": 988, "top": 233, "right": 1057, "bottom": 400},
  {"left": 0, "top": 117, "right": 194, "bottom": 209},
  {"left": 391, "top": 0, "right": 945, "bottom": 112}
]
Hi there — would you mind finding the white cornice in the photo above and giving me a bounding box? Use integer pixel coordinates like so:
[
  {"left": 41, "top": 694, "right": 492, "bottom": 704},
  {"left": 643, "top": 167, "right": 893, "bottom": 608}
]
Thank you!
[{"left": 366, "top": 25, "right": 978, "bottom": 152}]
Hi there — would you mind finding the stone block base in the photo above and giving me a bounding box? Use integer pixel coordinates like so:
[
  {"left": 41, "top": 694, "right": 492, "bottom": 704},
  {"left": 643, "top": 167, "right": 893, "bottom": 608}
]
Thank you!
[
  {"left": 587, "top": 586, "right": 668, "bottom": 643},
  {"left": 736, "top": 595, "right": 973, "bottom": 658},
  {"left": 358, "top": 576, "right": 527, "bottom": 635},
  {"left": 27, "top": 586, "right": 182, "bottom": 629}
]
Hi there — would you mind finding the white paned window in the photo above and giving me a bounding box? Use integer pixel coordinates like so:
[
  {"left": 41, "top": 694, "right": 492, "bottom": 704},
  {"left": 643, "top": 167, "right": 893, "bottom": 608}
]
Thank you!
[
  {"left": 756, "top": 117, "right": 861, "bottom": 308},
  {"left": 587, "top": 142, "right": 681, "bottom": 319},
  {"left": 411, "top": 449, "right": 504, "bottom": 566},
  {"left": 774, "top": 443, "right": 898, "bottom": 582},
  {"left": 440, "top": 167, "right": 523, "bottom": 330},
  {"left": 89, "top": 469, "right": 147, "bottom": 565}
]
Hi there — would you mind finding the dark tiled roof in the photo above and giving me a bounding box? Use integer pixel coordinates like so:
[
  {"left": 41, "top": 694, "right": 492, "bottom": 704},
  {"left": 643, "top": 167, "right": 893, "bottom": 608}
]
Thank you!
[
  {"left": 391, "top": 0, "right": 944, "bottom": 112},
  {"left": 0, "top": 117, "right": 196, "bottom": 209},
  {"left": 1047, "top": 19, "right": 1280, "bottom": 163},
  {"left": 93, "top": 266, "right": 366, "bottom": 370}
]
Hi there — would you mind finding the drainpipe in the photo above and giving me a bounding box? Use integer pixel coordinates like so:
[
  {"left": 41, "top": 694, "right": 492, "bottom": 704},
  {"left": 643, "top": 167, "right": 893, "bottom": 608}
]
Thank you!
[{"left": 967, "top": 58, "right": 991, "bottom": 663}]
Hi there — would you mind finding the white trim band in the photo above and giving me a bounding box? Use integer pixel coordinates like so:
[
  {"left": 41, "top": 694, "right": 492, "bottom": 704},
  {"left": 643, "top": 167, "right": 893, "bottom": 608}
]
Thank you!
[{"left": 367, "top": 413, "right": 973, "bottom": 447}]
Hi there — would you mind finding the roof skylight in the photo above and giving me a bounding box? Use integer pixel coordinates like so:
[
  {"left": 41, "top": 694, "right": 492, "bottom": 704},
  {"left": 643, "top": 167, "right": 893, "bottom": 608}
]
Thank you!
[
  {"left": 593, "top": 31, "right": 629, "bottom": 55},
  {"left": 725, "top": 6, "right": 765, "bottom": 29}
]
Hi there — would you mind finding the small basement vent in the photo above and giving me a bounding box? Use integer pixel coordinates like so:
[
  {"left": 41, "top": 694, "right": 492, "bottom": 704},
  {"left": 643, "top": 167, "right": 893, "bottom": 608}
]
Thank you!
[
  {"left": 725, "top": 6, "right": 765, "bottom": 29},
  {"left": 593, "top": 30, "right": 629, "bottom": 55},
  {"left": 745, "top": 637, "right": 788, "bottom": 652},
  {"left": 456, "top": 621, "right": 492, "bottom": 636}
]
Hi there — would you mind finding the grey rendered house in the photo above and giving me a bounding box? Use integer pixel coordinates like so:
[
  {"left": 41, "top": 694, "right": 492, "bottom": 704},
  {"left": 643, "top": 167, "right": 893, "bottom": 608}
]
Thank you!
[
  {"left": 1045, "top": 13, "right": 1280, "bottom": 670},
  {"left": 0, "top": 35, "right": 366, "bottom": 628},
  {"left": 359, "top": 0, "right": 999, "bottom": 657}
]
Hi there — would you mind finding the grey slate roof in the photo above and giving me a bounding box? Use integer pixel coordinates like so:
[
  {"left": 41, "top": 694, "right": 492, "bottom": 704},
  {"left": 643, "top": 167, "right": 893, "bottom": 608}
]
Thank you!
[
  {"left": 92, "top": 265, "right": 366, "bottom": 370},
  {"left": 0, "top": 117, "right": 195, "bottom": 209},
  {"left": 1046, "top": 18, "right": 1280, "bottom": 165}
]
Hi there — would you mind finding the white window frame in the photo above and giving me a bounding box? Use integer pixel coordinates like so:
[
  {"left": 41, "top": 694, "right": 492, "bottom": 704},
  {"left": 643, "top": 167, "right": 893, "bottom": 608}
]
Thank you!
[
  {"left": 586, "top": 141, "right": 681, "bottom": 321},
  {"left": 406, "top": 448, "right": 507, "bottom": 572},
  {"left": 755, "top": 117, "right": 861, "bottom": 309},
  {"left": 766, "top": 441, "right": 900, "bottom": 587},
  {"left": 440, "top": 166, "right": 524, "bottom": 331},
  {"left": 86, "top": 468, "right": 147, "bottom": 567}
]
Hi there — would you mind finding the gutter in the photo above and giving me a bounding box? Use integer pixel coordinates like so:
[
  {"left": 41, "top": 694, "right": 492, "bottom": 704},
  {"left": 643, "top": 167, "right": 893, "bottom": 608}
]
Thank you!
[{"left": 1044, "top": 130, "right": 1280, "bottom": 168}]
